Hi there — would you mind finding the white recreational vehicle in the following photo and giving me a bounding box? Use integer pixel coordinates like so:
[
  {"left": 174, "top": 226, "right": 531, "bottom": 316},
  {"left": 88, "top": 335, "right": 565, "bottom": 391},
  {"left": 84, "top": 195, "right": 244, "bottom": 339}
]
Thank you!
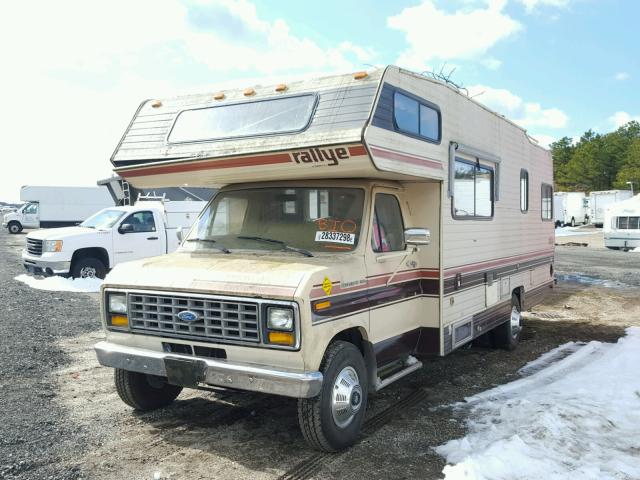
[
  {"left": 2, "top": 185, "right": 114, "bottom": 234},
  {"left": 603, "top": 194, "right": 640, "bottom": 251},
  {"left": 589, "top": 190, "right": 633, "bottom": 227},
  {"left": 553, "top": 191, "right": 588, "bottom": 227},
  {"left": 94, "top": 67, "right": 555, "bottom": 451}
]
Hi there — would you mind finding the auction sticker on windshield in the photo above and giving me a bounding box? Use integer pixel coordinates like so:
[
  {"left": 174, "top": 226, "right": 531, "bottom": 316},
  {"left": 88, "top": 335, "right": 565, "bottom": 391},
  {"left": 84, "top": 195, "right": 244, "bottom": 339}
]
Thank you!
[{"left": 315, "top": 231, "right": 355, "bottom": 245}]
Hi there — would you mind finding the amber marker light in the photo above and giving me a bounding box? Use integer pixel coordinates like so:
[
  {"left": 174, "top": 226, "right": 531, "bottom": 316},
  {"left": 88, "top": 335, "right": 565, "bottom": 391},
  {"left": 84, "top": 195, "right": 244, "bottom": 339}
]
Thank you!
[
  {"left": 110, "top": 315, "right": 129, "bottom": 328},
  {"left": 314, "top": 300, "right": 331, "bottom": 311},
  {"left": 213, "top": 92, "right": 225, "bottom": 100},
  {"left": 275, "top": 83, "right": 287, "bottom": 92},
  {"left": 353, "top": 71, "right": 368, "bottom": 80},
  {"left": 243, "top": 87, "right": 256, "bottom": 96},
  {"left": 150, "top": 100, "right": 162, "bottom": 108},
  {"left": 268, "top": 331, "right": 295, "bottom": 346}
]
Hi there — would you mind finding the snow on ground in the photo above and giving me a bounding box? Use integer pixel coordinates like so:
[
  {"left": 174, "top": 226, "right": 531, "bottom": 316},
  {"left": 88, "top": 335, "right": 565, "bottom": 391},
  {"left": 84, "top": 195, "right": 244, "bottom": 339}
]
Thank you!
[
  {"left": 556, "top": 273, "right": 630, "bottom": 289},
  {"left": 436, "top": 327, "right": 640, "bottom": 480},
  {"left": 554, "top": 226, "right": 595, "bottom": 237},
  {"left": 15, "top": 274, "right": 102, "bottom": 293}
]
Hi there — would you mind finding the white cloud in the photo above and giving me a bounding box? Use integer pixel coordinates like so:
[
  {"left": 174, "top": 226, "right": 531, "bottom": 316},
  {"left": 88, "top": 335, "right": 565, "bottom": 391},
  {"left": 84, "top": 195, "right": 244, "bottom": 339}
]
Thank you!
[
  {"left": 518, "top": 0, "right": 571, "bottom": 13},
  {"left": 481, "top": 57, "right": 503, "bottom": 70},
  {"left": 615, "top": 72, "right": 630, "bottom": 81},
  {"left": 609, "top": 111, "right": 640, "bottom": 128},
  {"left": 467, "top": 84, "right": 568, "bottom": 129},
  {"left": 387, "top": 1, "right": 521, "bottom": 71},
  {"left": 530, "top": 134, "right": 556, "bottom": 148},
  {"left": 0, "top": 0, "right": 375, "bottom": 200}
]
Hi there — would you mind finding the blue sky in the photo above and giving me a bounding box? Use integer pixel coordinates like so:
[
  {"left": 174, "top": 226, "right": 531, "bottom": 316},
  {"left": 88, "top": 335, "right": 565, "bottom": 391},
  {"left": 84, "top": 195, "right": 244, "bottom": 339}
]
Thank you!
[{"left": 0, "top": 0, "right": 638, "bottom": 200}]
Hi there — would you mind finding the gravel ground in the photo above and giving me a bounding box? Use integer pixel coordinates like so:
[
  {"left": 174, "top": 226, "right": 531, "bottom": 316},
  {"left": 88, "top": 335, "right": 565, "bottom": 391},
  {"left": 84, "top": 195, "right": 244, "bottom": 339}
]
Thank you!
[{"left": 1, "top": 228, "right": 639, "bottom": 480}]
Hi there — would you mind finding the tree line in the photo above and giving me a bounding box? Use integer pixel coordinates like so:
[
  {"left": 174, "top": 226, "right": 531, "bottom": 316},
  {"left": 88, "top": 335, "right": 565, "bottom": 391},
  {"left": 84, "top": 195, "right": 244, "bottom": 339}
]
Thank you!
[{"left": 550, "top": 121, "right": 640, "bottom": 192}]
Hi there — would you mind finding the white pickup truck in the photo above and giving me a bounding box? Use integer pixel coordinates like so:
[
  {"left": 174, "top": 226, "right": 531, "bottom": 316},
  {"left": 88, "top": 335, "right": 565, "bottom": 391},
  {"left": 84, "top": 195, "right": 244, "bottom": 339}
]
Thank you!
[{"left": 21, "top": 200, "right": 205, "bottom": 279}]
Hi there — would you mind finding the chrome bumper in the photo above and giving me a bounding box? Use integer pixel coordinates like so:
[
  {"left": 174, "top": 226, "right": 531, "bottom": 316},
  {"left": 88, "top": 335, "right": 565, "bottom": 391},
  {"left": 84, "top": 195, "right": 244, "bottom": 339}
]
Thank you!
[{"left": 94, "top": 341, "right": 323, "bottom": 398}]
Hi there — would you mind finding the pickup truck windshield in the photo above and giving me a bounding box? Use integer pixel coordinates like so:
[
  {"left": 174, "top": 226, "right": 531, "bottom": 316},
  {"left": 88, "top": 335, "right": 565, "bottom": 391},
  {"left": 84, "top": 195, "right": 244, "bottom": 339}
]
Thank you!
[
  {"left": 184, "top": 187, "right": 365, "bottom": 254},
  {"left": 81, "top": 209, "right": 125, "bottom": 229}
]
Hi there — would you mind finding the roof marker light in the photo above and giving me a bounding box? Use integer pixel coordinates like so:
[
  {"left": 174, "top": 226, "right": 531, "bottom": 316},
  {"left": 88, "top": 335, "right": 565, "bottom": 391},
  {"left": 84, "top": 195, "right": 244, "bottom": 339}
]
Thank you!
[
  {"left": 213, "top": 92, "right": 225, "bottom": 100},
  {"left": 353, "top": 71, "right": 368, "bottom": 80},
  {"left": 243, "top": 88, "right": 256, "bottom": 96},
  {"left": 150, "top": 100, "right": 162, "bottom": 108},
  {"left": 275, "top": 83, "right": 287, "bottom": 92}
]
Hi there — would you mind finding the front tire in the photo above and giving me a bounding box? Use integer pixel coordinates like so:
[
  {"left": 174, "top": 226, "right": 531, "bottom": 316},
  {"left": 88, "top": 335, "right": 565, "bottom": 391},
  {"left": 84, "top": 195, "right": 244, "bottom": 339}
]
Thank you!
[
  {"left": 298, "top": 341, "right": 368, "bottom": 452},
  {"left": 71, "top": 256, "right": 106, "bottom": 279},
  {"left": 8, "top": 222, "right": 22, "bottom": 234},
  {"left": 493, "top": 294, "right": 522, "bottom": 351},
  {"left": 114, "top": 369, "right": 182, "bottom": 411}
]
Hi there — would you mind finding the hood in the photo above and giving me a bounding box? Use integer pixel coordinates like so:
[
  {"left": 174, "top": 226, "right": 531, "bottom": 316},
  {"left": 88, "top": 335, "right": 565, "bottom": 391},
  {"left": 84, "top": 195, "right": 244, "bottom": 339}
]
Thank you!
[
  {"left": 27, "top": 226, "right": 104, "bottom": 240},
  {"left": 104, "top": 252, "right": 333, "bottom": 299}
]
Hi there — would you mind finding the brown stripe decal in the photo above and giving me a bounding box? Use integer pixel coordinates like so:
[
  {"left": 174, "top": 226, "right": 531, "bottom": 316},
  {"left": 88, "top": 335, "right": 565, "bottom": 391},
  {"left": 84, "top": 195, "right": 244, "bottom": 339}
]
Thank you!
[
  {"left": 444, "top": 250, "right": 555, "bottom": 278},
  {"left": 369, "top": 145, "right": 444, "bottom": 170}
]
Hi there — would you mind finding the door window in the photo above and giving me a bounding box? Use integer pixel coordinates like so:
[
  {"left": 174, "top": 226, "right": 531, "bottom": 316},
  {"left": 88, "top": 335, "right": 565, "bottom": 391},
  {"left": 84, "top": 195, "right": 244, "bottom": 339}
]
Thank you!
[
  {"left": 122, "top": 211, "right": 156, "bottom": 233},
  {"left": 371, "top": 194, "right": 405, "bottom": 252},
  {"left": 24, "top": 204, "right": 38, "bottom": 214}
]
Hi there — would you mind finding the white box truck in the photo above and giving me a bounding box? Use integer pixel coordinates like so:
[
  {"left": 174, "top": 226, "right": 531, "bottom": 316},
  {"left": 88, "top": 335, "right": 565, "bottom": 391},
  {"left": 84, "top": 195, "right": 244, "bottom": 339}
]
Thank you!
[
  {"left": 553, "top": 192, "right": 588, "bottom": 227},
  {"left": 93, "top": 66, "right": 554, "bottom": 452},
  {"left": 2, "top": 186, "right": 114, "bottom": 234},
  {"left": 21, "top": 198, "right": 206, "bottom": 278},
  {"left": 589, "top": 190, "right": 633, "bottom": 227}
]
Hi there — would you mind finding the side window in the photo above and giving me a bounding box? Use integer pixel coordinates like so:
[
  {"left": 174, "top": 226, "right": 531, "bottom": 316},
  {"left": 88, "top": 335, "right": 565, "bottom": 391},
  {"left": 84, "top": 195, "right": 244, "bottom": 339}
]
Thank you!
[
  {"left": 393, "top": 91, "right": 441, "bottom": 143},
  {"left": 541, "top": 184, "right": 553, "bottom": 220},
  {"left": 371, "top": 194, "right": 405, "bottom": 253},
  {"left": 25, "top": 204, "right": 38, "bottom": 214},
  {"left": 453, "top": 159, "right": 494, "bottom": 218},
  {"left": 123, "top": 211, "right": 156, "bottom": 233},
  {"left": 520, "top": 169, "right": 529, "bottom": 212}
]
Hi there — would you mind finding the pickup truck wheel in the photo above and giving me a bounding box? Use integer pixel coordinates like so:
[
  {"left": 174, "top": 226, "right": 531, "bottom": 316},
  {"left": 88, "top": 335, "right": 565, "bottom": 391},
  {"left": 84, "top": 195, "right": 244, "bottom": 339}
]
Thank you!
[
  {"left": 71, "top": 257, "right": 106, "bottom": 279},
  {"left": 492, "top": 294, "right": 522, "bottom": 351},
  {"left": 114, "top": 369, "right": 182, "bottom": 411},
  {"left": 297, "top": 341, "right": 368, "bottom": 452},
  {"left": 8, "top": 222, "right": 22, "bottom": 234}
]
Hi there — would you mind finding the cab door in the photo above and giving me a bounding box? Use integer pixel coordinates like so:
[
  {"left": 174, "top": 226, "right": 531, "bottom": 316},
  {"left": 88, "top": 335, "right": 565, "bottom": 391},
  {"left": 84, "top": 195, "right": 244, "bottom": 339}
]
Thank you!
[
  {"left": 22, "top": 203, "right": 40, "bottom": 228},
  {"left": 113, "top": 210, "right": 165, "bottom": 264},
  {"left": 365, "top": 189, "right": 423, "bottom": 365}
]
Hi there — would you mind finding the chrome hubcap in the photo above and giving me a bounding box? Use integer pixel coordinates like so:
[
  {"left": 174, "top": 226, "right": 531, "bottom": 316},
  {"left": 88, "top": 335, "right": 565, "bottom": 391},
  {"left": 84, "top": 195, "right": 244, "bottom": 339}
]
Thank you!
[
  {"left": 510, "top": 306, "right": 522, "bottom": 339},
  {"left": 331, "top": 366, "right": 362, "bottom": 429},
  {"left": 80, "top": 266, "right": 97, "bottom": 279}
]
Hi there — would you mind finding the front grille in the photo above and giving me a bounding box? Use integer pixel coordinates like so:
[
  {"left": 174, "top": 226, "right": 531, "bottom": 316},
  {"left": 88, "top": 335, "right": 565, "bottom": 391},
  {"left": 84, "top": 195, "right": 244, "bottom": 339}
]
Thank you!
[
  {"left": 129, "top": 293, "right": 261, "bottom": 343},
  {"left": 27, "top": 238, "right": 43, "bottom": 256}
]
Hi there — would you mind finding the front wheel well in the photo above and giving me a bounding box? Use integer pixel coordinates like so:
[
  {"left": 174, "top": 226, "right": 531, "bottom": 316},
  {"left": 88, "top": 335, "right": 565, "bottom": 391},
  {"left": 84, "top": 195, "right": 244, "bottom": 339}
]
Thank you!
[
  {"left": 327, "top": 327, "right": 377, "bottom": 393},
  {"left": 71, "top": 247, "right": 110, "bottom": 269}
]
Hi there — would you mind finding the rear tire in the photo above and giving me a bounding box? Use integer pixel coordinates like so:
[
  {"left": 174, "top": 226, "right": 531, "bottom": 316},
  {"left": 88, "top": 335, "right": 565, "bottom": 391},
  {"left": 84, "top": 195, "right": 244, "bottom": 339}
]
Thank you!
[
  {"left": 492, "top": 294, "right": 522, "bottom": 351},
  {"left": 8, "top": 222, "right": 22, "bottom": 234},
  {"left": 71, "top": 256, "right": 106, "bottom": 279},
  {"left": 114, "top": 369, "right": 182, "bottom": 411},
  {"left": 298, "top": 341, "right": 368, "bottom": 452}
]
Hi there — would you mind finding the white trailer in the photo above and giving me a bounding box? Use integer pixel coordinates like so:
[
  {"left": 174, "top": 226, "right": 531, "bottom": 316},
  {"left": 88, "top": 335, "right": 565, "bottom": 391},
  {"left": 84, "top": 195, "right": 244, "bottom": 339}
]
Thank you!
[
  {"left": 589, "top": 190, "right": 633, "bottom": 227},
  {"left": 603, "top": 194, "right": 640, "bottom": 251},
  {"left": 94, "top": 66, "right": 554, "bottom": 451},
  {"left": 553, "top": 192, "right": 588, "bottom": 227},
  {"left": 2, "top": 186, "right": 114, "bottom": 233}
]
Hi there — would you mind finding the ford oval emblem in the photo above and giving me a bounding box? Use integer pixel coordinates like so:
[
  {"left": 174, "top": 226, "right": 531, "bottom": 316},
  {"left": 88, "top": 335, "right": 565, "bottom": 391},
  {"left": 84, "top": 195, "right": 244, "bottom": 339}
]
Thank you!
[{"left": 177, "top": 310, "right": 199, "bottom": 322}]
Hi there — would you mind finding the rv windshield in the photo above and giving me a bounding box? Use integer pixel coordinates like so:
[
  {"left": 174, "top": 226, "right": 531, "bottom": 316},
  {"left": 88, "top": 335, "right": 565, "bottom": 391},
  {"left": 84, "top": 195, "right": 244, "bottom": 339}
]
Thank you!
[
  {"left": 81, "top": 209, "right": 125, "bottom": 229},
  {"left": 184, "top": 187, "right": 365, "bottom": 254}
]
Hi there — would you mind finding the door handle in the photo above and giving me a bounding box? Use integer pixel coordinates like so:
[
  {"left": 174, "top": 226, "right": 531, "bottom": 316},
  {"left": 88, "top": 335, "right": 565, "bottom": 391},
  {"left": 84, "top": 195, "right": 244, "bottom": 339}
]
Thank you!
[{"left": 147, "top": 236, "right": 159, "bottom": 240}]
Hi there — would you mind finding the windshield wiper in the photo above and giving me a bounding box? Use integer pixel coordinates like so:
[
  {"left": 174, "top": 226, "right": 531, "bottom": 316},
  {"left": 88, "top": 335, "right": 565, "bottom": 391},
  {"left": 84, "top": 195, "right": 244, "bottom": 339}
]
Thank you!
[
  {"left": 185, "top": 238, "right": 231, "bottom": 254},
  {"left": 237, "top": 236, "right": 314, "bottom": 257}
]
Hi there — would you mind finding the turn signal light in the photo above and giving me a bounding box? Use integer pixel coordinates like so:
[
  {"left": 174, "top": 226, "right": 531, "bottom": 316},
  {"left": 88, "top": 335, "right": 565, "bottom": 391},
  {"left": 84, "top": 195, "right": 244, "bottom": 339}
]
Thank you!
[
  {"left": 213, "top": 92, "right": 225, "bottom": 100},
  {"left": 110, "top": 315, "right": 129, "bottom": 328},
  {"left": 353, "top": 71, "right": 368, "bottom": 80},
  {"left": 268, "top": 331, "right": 295, "bottom": 346},
  {"left": 150, "top": 100, "right": 162, "bottom": 108},
  {"left": 275, "top": 83, "right": 287, "bottom": 92},
  {"left": 243, "top": 88, "right": 256, "bottom": 96},
  {"left": 314, "top": 300, "right": 331, "bottom": 311}
]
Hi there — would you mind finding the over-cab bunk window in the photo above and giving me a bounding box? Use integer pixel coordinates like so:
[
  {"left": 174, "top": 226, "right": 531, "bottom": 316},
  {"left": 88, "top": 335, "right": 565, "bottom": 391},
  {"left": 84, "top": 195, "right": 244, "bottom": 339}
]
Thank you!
[
  {"left": 452, "top": 159, "right": 494, "bottom": 219},
  {"left": 393, "top": 91, "right": 441, "bottom": 143},
  {"left": 168, "top": 94, "right": 317, "bottom": 143}
]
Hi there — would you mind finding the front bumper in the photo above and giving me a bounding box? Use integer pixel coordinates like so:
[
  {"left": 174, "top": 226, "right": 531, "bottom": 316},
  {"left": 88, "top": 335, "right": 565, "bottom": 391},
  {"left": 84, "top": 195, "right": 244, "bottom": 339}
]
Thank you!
[
  {"left": 604, "top": 236, "right": 640, "bottom": 249},
  {"left": 95, "top": 341, "right": 323, "bottom": 398},
  {"left": 22, "top": 253, "right": 71, "bottom": 276}
]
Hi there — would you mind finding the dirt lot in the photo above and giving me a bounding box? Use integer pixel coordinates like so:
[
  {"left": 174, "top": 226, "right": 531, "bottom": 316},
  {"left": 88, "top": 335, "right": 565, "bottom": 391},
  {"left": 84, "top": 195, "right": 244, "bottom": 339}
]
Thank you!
[{"left": 1, "top": 228, "right": 639, "bottom": 480}]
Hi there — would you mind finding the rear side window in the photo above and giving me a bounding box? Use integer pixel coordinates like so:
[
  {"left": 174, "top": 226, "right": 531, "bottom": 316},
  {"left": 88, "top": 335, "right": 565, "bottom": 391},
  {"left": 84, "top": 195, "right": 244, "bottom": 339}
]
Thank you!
[
  {"left": 453, "top": 159, "right": 494, "bottom": 219},
  {"left": 541, "top": 184, "right": 553, "bottom": 220},
  {"left": 393, "top": 91, "right": 441, "bottom": 143},
  {"left": 371, "top": 194, "right": 405, "bottom": 252}
]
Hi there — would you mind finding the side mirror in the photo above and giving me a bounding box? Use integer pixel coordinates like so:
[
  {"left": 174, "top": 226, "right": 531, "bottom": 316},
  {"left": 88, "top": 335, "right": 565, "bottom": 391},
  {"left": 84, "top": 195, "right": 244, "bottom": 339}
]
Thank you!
[
  {"left": 118, "top": 223, "right": 134, "bottom": 234},
  {"left": 405, "top": 228, "right": 431, "bottom": 246},
  {"left": 176, "top": 226, "right": 184, "bottom": 242}
]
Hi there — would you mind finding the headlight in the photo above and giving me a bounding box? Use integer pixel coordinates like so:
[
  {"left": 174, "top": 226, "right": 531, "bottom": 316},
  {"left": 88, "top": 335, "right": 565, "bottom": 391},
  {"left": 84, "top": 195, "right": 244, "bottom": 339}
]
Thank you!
[
  {"left": 108, "top": 293, "right": 127, "bottom": 314},
  {"left": 43, "top": 240, "right": 63, "bottom": 252},
  {"left": 267, "top": 307, "right": 294, "bottom": 331}
]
